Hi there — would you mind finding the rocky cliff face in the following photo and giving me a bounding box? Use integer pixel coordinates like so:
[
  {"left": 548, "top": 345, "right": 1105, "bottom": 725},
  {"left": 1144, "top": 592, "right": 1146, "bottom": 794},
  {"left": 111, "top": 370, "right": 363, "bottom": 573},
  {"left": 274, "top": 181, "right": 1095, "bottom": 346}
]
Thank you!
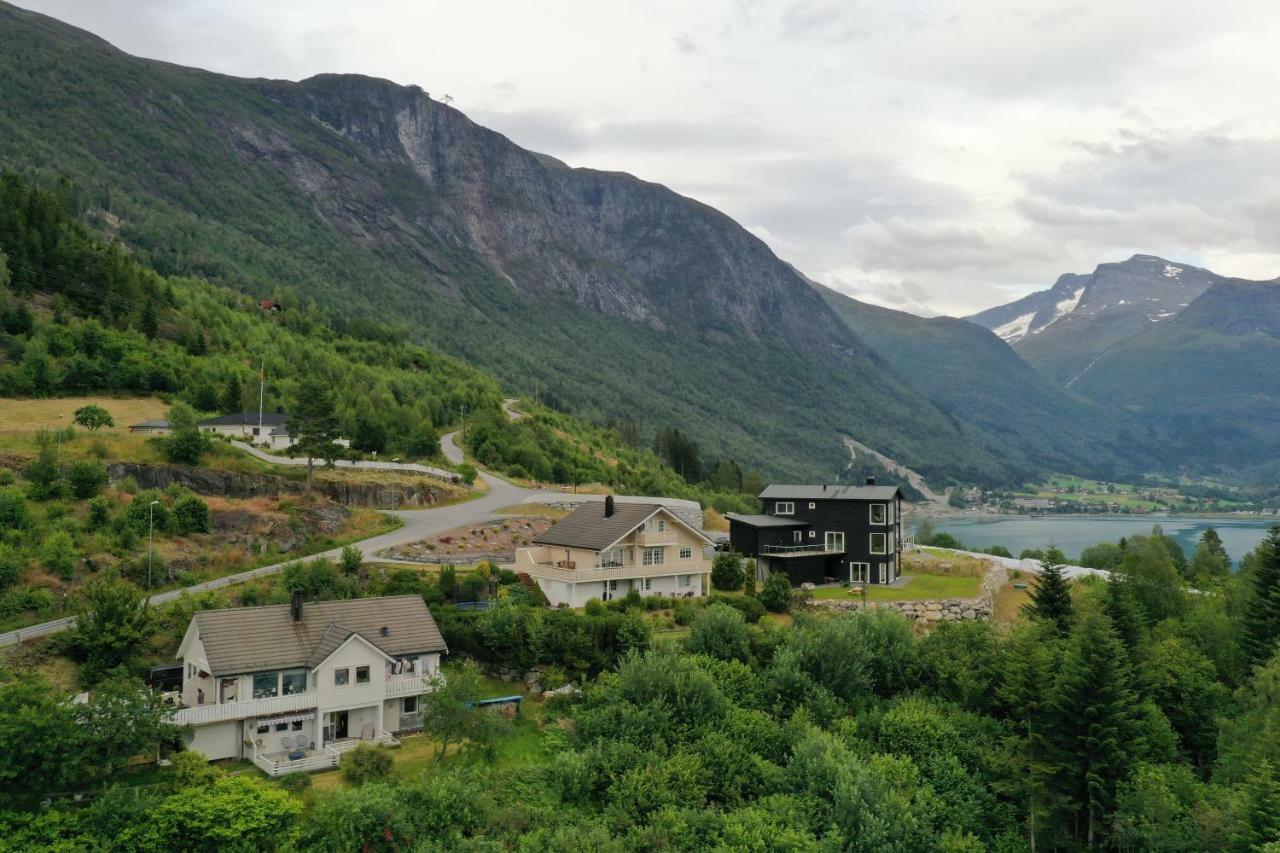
[{"left": 252, "top": 74, "right": 857, "bottom": 357}]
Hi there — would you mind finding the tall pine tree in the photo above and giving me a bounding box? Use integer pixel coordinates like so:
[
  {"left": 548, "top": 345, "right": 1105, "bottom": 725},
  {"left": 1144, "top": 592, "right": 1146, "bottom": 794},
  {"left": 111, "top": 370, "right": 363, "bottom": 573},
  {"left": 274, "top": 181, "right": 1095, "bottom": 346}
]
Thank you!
[
  {"left": 290, "top": 375, "right": 340, "bottom": 500},
  {"left": 1043, "top": 611, "right": 1140, "bottom": 848},
  {"left": 1023, "top": 547, "right": 1074, "bottom": 636},
  {"left": 1243, "top": 526, "right": 1280, "bottom": 668}
]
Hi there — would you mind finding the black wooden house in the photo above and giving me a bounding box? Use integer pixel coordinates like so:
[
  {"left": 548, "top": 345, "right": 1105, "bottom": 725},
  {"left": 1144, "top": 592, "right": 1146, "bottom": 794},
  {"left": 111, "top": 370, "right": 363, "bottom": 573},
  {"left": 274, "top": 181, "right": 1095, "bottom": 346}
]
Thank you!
[{"left": 727, "top": 480, "right": 903, "bottom": 585}]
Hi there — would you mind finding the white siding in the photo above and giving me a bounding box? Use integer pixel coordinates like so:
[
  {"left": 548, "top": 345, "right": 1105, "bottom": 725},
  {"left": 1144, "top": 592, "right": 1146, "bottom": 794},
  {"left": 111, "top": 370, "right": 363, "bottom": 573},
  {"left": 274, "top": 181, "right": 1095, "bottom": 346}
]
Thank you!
[{"left": 187, "top": 720, "right": 240, "bottom": 761}]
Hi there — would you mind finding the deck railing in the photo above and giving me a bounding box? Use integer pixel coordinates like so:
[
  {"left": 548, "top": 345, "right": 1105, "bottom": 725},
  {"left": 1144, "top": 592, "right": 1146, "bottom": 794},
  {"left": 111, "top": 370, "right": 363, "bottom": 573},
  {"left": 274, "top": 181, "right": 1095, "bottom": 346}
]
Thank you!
[
  {"left": 171, "top": 690, "right": 315, "bottom": 726},
  {"left": 761, "top": 543, "right": 845, "bottom": 556}
]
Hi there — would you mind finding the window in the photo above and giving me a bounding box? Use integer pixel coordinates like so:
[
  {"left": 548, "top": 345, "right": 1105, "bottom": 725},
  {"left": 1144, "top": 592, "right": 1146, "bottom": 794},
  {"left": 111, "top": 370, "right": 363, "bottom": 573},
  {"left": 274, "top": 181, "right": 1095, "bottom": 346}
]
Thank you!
[
  {"left": 656, "top": 518, "right": 667, "bottom": 532},
  {"left": 825, "top": 531, "right": 845, "bottom": 552},
  {"left": 274, "top": 721, "right": 288, "bottom": 732},
  {"left": 850, "top": 562, "right": 869, "bottom": 583},
  {"left": 679, "top": 547, "right": 693, "bottom": 560},
  {"left": 187, "top": 663, "right": 194, "bottom": 679},
  {"left": 640, "top": 578, "right": 652, "bottom": 591},
  {"left": 256, "top": 723, "right": 270, "bottom": 735},
  {"left": 356, "top": 666, "right": 370, "bottom": 685},
  {"left": 870, "top": 533, "right": 887, "bottom": 555},
  {"left": 642, "top": 547, "right": 665, "bottom": 566},
  {"left": 887, "top": 502, "right": 896, "bottom": 524},
  {"left": 281, "top": 670, "right": 307, "bottom": 695},
  {"left": 334, "top": 668, "right": 350, "bottom": 687},
  {"left": 291, "top": 720, "right": 304, "bottom": 731},
  {"left": 808, "top": 530, "right": 817, "bottom": 539},
  {"left": 887, "top": 533, "right": 896, "bottom": 554},
  {"left": 793, "top": 529, "right": 803, "bottom": 544},
  {"left": 252, "top": 672, "right": 279, "bottom": 699},
  {"left": 403, "top": 696, "right": 418, "bottom": 714},
  {"left": 775, "top": 501, "right": 795, "bottom": 515},
  {"left": 678, "top": 575, "right": 691, "bottom": 588},
  {"left": 600, "top": 546, "right": 631, "bottom": 568},
  {"left": 808, "top": 502, "right": 816, "bottom": 509},
  {"left": 870, "top": 504, "right": 887, "bottom": 525}
]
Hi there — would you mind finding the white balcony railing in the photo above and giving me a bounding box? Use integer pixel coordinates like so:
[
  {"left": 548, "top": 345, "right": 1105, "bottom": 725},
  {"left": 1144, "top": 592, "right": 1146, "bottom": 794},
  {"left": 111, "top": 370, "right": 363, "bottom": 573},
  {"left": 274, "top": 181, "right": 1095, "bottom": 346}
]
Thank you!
[
  {"left": 385, "top": 675, "right": 437, "bottom": 698},
  {"left": 635, "top": 531, "right": 677, "bottom": 547},
  {"left": 520, "top": 554, "right": 710, "bottom": 583},
  {"left": 761, "top": 543, "right": 845, "bottom": 556},
  {"left": 171, "top": 691, "right": 316, "bottom": 726}
]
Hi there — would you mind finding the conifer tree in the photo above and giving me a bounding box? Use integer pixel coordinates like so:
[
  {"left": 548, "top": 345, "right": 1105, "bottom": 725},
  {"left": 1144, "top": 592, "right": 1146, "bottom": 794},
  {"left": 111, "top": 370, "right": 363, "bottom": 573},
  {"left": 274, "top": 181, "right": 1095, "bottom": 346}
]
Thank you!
[
  {"left": 290, "top": 375, "right": 340, "bottom": 500},
  {"left": 1022, "top": 548, "right": 1073, "bottom": 635},
  {"left": 1043, "top": 611, "right": 1140, "bottom": 848},
  {"left": 1237, "top": 759, "right": 1280, "bottom": 850},
  {"left": 1243, "top": 526, "right": 1280, "bottom": 668},
  {"left": 1189, "top": 528, "right": 1231, "bottom": 580}
]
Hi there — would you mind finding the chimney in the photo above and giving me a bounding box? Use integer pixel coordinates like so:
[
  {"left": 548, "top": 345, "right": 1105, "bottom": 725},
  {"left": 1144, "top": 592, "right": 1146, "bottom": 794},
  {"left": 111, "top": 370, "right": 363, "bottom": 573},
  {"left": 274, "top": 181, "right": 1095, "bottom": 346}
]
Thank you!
[
  {"left": 604, "top": 495, "right": 615, "bottom": 518},
  {"left": 866, "top": 476, "right": 876, "bottom": 486},
  {"left": 290, "top": 591, "right": 303, "bottom": 622}
]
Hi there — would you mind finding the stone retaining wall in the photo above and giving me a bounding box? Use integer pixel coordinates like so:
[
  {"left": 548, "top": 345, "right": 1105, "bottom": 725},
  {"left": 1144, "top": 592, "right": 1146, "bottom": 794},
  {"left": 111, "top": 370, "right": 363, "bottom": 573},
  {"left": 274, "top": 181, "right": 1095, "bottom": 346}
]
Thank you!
[{"left": 815, "top": 562, "right": 1009, "bottom": 624}]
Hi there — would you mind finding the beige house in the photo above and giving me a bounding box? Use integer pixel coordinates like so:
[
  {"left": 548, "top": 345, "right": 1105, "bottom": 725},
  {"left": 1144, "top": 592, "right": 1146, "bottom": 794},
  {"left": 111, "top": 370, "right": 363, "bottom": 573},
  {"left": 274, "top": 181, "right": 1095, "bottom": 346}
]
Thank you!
[
  {"left": 515, "top": 496, "right": 713, "bottom": 607},
  {"left": 173, "top": 594, "right": 446, "bottom": 776}
]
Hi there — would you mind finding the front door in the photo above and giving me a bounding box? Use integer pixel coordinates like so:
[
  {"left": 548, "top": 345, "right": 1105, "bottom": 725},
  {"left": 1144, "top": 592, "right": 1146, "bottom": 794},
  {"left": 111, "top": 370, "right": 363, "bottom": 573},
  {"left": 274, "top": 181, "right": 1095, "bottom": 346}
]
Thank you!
[{"left": 325, "top": 710, "right": 349, "bottom": 741}]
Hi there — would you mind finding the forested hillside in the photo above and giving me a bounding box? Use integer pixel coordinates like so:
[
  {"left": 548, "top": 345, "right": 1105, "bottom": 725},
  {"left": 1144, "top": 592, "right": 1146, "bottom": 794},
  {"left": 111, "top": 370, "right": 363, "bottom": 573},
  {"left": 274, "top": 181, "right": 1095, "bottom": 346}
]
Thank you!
[
  {"left": 0, "top": 1, "right": 1067, "bottom": 487},
  {"left": 818, "top": 285, "right": 1154, "bottom": 480}
]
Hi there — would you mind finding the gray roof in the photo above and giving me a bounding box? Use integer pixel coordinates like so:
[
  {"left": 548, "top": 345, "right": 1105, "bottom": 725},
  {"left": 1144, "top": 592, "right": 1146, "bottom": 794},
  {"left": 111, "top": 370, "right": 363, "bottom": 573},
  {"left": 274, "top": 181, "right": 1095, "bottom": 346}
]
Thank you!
[
  {"left": 198, "top": 411, "right": 288, "bottom": 428},
  {"left": 191, "top": 595, "right": 446, "bottom": 676},
  {"left": 725, "top": 513, "right": 810, "bottom": 528},
  {"left": 534, "top": 501, "right": 659, "bottom": 551},
  {"left": 129, "top": 419, "right": 171, "bottom": 429},
  {"left": 760, "top": 483, "right": 902, "bottom": 501}
]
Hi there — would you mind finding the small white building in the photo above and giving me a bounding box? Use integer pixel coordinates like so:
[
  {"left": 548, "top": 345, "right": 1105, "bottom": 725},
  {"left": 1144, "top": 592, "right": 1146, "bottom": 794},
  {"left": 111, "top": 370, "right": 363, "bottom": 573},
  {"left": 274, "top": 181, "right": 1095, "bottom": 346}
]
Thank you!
[
  {"left": 514, "top": 496, "right": 713, "bottom": 607},
  {"left": 174, "top": 594, "right": 447, "bottom": 775},
  {"left": 128, "top": 419, "right": 172, "bottom": 436},
  {"left": 197, "top": 410, "right": 289, "bottom": 443}
]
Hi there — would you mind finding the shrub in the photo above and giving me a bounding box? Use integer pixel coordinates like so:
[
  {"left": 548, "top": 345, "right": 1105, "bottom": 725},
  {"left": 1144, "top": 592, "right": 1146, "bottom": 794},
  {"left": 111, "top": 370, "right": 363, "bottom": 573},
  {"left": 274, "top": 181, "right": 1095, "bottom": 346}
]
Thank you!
[
  {"left": 125, "top": 490, "right": 172, "bottom": 535},
  {"left": 456, "top": 463, "right": 477, "bottom": 486},
  {"left": 438, "top": 565, "right": 458, "bottom": 598},
  {"left": 711, "top": 552, "right": 746, "bottom": 591},
  {"left": 687, "top": 603, "right": 752, "bottom": 662},
  {"left": 0, "top": 487, "right": 31, "bottom": 531},
  {"left": 277, "top": 771, "right": 313, "bottom": 792},
  {"left": 497, "top": 569, "right": 518, "bottom": 585},
  {"left": 67, "top": 459, "right": 108, "bottom": 499},
  {"left": 584, "top": 598, "right": 607, "bottom": 617},
  {"left": 759, "top": 572, "right": 793, "bottom": 613},
  {"left": 172, "top": 494, "right": 211, "bottom": 535},
  {"left": 340, "top": 743, "right": 393, "bottom": 785},
  {"left": 86, "top": 496, "right": 113, "bottom": 531},
  {"left": 170, "top": 750, "right": 221, "bottom": 788},
  {"left": 0, "top": 544, "right": 24, "bottom": 592},
  {"left": 710, "top": 592, "right": 765, "bottom": 624},
  {"left": 340, "top": 545, "right": 363, "bottom": 575},
  {"left": 40, "top": 529, "right": 79, "bottom": 579}
]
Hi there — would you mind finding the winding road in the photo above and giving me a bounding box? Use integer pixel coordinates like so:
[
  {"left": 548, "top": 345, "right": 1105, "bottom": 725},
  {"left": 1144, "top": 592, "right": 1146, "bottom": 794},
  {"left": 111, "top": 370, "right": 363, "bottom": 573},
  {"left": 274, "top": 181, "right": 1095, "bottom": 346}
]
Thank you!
[{"left": 0, "top": 431, "right": 533, "bottom": 648}]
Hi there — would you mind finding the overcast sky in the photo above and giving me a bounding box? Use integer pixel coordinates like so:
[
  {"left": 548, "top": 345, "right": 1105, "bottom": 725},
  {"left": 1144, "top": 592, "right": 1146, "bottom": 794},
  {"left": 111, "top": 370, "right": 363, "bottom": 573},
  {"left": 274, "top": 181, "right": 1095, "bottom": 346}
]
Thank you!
[{"left": 23, "top": 0, "right": 1280, "bottom": 316}]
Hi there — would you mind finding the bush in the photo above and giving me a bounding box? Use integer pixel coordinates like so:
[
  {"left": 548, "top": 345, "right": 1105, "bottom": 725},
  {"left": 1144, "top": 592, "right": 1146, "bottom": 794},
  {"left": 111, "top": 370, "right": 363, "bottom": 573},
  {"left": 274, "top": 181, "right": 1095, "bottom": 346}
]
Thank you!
[
  {"left": 86, "top": 496, "right": 113, "bottom": 531},
  {"left": 759, "top": 572, "right": 793, "bottom": 613},
  {"left": 340, "top": 743, "right": 394, "bottom": 785},
  {"left": 66, "top": 459, "right": 108, "bottom": 499},
  {"left": 497, "top": 569, "right": 518, "bottom": 585},
  {"left": 0, "top": 487, "right": 30, "bottom": 531},
  {"left": 0, "top": 544, "right": 24, "bottom": 592},
  {"left": 172, "top": 494, "right": 211, "bottom": 535},
  {"left": 170, "top": 750, "right": 221, "bottom": 788},
  {"left": 125, "top": 491, "right": 173, "bottom": 535},
  {"left": 711, "top": 552, "right": 746, "bottom": 591},
  {"left": 710, "top": 592, "right": 765, "bottom": 624},
  {"left": 40, "top": 529, "right": 79, "bottom": 579},
  {"left": 687, "top": 603, "right": 752, "bottom": 662},
  {"left": 340, "top": 545, "right": 363, "bottom": 575},
  {"left": 277, "top": 771, "right": 313, "bottom": 792},
  {"left": 456, "top": 463, "right": 477, "bottom": 486}
]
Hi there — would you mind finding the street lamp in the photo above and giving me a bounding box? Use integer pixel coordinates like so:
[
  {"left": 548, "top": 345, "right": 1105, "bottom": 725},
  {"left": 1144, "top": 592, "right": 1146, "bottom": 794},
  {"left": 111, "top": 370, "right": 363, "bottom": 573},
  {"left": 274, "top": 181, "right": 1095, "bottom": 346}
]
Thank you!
[{"left": 147, "top": 500, "right": 160, "bottom": 589}]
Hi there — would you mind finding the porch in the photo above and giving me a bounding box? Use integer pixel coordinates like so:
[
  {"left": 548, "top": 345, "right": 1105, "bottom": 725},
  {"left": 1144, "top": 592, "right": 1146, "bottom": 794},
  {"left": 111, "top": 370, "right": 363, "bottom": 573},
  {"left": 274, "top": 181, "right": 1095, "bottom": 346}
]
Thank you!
[{"left": 250, "top": 730, "right": 401, "bottom": 777}]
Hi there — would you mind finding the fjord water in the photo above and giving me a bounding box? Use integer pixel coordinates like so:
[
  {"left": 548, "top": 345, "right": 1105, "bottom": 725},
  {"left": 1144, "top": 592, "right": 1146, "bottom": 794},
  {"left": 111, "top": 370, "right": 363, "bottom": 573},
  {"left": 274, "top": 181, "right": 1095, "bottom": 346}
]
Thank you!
[{"left": 930, "top": 515, "right": 1277, "bottom": 566}]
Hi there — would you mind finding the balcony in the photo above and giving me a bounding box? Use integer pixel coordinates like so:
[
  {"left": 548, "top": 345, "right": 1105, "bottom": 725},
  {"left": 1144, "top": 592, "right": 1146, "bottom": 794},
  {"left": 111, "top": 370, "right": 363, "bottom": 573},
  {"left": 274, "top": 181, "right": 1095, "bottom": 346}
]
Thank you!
[
  {"left": 519, "top": 550, "right": 709, "bottom": 583},
  {"left": 171, "top": 690, "right": 316, "bottom": 726},
  {"left": 385, "top": 674, "right": 438, "bottom": 699},
  {"left": 761, "top": 543, "right": 845, "bottom": 558},
  {"left": 635, "top": 531, "right": 677, "bottom": 547}
]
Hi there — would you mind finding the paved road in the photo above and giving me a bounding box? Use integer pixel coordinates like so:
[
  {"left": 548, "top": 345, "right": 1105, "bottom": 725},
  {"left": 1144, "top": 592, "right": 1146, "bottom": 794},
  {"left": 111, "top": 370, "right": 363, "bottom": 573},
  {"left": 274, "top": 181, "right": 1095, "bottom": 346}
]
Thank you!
[{"left": 0, "top": 441, "right": 532, "bottom": 648}]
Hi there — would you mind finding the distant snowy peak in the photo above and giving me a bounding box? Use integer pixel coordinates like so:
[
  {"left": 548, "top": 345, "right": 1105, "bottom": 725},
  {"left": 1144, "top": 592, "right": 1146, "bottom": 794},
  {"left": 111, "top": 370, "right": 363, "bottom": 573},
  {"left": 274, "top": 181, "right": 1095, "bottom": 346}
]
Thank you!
[{"left": 968, "top": 254, "right": 1225, "bottom": 345}]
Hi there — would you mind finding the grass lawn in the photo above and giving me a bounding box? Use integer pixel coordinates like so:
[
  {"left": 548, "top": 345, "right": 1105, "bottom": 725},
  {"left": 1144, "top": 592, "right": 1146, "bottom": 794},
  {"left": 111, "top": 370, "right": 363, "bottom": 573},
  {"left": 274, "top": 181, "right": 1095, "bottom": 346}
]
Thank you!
[
  {"left": 811, "top": 573, "right": 982, "bottom": 602},
  {"left": 495, "top": 502, "right": 570, "bottom": 520},
  {"left": 993, "top": 581, "right": 1032, "bottom": 625},
  {"left": 0, "top": 395, "right": 168, "bottom": 432}
]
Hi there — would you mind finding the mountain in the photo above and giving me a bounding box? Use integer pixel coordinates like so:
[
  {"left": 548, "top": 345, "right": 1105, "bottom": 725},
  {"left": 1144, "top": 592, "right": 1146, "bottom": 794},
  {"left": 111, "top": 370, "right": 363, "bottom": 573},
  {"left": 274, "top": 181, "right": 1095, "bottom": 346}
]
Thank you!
[
  {"left": 816, "top": 286, "right": 1151, "bottom": 478},
  {"left": 968, "top": 255, "right": 1228, "bottom": 385},
  {"left": 1069, "top": 278, "right": 1280, "bottom": 474},
  {"left": 0, "top": 1, "right": 1035, "bottom": 486}
]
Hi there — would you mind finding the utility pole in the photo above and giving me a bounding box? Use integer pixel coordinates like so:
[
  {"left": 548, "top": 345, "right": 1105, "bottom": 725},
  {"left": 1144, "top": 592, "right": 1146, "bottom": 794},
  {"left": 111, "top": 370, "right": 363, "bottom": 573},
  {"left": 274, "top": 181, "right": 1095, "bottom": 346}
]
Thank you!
[
  {"left": 258, "top": 363, "right": 265, "bottom": 438},
  {"left": 147, "top": 500, "right": 159, "bottom": 589}
]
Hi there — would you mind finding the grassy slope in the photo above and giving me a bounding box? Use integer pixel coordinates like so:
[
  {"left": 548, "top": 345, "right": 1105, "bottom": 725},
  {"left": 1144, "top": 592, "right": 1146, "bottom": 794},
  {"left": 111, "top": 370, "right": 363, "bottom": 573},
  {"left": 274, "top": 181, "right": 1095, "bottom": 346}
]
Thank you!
[{"left": 0, "top": 3, "right": 1023, "bottom": 486}]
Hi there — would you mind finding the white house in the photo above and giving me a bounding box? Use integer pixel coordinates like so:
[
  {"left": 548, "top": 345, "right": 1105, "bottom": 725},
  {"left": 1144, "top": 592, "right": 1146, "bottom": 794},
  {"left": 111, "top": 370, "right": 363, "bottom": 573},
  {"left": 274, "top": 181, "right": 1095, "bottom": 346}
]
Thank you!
[
  {"left": 197, "top": 411, "right": 289, "bottom": 443},
  {"left": 514, "top": 496, "right": 713, "bottom": 607},
  {"left": 173, "top": 594, "right": 447, "bottom": 776}
]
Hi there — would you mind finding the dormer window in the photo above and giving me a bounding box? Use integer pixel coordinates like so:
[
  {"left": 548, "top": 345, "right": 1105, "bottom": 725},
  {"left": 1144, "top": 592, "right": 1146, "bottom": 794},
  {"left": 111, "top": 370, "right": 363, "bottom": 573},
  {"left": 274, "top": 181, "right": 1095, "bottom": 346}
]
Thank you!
[{"left": 775, "top": 501, "right": 795, "bottom": 515}]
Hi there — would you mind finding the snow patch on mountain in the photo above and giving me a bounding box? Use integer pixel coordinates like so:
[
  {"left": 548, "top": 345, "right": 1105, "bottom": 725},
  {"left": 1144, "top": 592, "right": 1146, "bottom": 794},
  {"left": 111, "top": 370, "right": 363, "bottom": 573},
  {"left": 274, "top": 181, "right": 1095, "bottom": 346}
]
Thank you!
[
  {"left": 1163, "top": 264, "right": 1183, "bottom": 278},
  {"left": 993, "top": 311, "right": 1036, "bottom": 343},
  {"left": 1053, "top": 287, "right": 1086, "bottom": 321}
]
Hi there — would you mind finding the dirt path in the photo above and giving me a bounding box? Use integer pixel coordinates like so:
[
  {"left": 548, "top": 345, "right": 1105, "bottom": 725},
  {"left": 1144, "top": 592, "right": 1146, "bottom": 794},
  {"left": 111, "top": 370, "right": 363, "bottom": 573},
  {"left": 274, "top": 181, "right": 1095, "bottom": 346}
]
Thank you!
[{"left": 843, "top": 437, "right": 949, "bottom": 509}]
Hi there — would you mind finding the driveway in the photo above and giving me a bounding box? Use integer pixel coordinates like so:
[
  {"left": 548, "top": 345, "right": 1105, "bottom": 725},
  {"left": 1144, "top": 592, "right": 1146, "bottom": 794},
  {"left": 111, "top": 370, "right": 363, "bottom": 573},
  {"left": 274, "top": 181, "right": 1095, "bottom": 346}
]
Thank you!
[{"left": 0, "top": 444, "right": 533, "bottom": 648}]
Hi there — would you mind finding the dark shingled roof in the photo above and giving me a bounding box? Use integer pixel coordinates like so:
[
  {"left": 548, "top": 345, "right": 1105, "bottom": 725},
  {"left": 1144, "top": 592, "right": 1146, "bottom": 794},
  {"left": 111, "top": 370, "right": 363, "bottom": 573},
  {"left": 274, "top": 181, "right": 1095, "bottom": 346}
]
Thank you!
[
  {"left": 725, "top": 513, "right": 811, "bottom": 528},
  {"left": 760, "top": 484, "right": 902, "bottom": 501},
  {"left": 533, "top": 501, "right": 662, "bottom": 551},
  {"left": 191, "top": 595, "right": 446, "bottom": 676},
  {"left": 197, "top": 411, "right": 288, "bottom": 428},
  {"left": 129, "top": 419, "right": 171, "bottom": 429}
]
